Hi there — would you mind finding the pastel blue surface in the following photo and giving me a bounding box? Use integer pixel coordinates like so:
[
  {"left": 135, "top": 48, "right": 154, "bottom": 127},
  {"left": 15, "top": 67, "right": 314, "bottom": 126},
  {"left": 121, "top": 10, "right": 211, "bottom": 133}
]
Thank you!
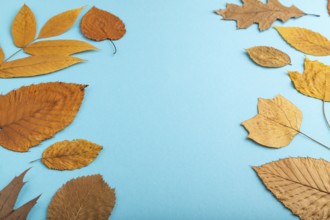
[{"left": 0, "top": 0, "right": 329, "bottom": 219}]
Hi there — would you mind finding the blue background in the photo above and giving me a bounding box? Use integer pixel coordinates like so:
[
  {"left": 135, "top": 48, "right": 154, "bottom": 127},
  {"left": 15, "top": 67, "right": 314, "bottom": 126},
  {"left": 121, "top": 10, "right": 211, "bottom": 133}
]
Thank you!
[{"left": 0, "top": 0, "right": 328, "bottom": 219}]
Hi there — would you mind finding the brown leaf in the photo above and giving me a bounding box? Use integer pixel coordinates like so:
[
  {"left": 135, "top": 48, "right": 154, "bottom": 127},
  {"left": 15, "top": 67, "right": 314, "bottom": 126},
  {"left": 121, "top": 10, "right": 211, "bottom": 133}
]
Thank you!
[
  {"left": 0, "top": 169, "right": 40, "bottom": 219},
  {"left": 215, "top": 0, "right": 305, "bottom": 31},
  {"left": 12, "top": 4, "right": 36, "bottom": 47},
  {"left": 242, "top": 95, "right": 302, "bottom": 148},
  {"left": 0, "top": 82, "right": 86, "bottom": 152},
  {"left": 0, "top": 48, "right": 4, "bottom": 64},
  {"left": 38, "top": 7, "right": 84, "bottom": 39},
  {"left": 328, "top": 0, "right": 330, "bottom": 15},
  {"left": 42, "top": 139, "right": 102, "bottom": 170},
  {"left": 0, "top": 55, "right": 84, "bottom": 78},
  {"left": 48, "top": 175, "right": 116, "bottom": 220},
  {"left": 254, "top": 157, "right": 330, "bottom": 220},
  {"left": 24, "top": 40, "right": 97, "bottom": 55},
  {"left": 246, "top": 46, "right": 291, "bottom": 67}
]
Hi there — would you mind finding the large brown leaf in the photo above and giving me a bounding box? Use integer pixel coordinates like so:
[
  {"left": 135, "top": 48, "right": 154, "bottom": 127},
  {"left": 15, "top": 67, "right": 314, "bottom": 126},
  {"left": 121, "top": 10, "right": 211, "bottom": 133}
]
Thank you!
[
  {"left": 0, "top": 82, "right": 86, "bottom": 152},
  {"left": 48, "top": 175, "right": 116, "bottom": 220}
]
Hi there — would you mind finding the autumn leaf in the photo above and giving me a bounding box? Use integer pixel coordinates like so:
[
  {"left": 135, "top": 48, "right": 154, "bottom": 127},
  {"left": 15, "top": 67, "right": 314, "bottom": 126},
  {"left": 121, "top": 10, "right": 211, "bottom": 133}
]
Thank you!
[
  {"left": 328, "top": 0, "right": 330, "bottom": 15},
  {"left": 0, "top": 82, "right": 86, "bottom": 152},
  {"left": 254, "top": 157, "right": 330, "bottom": 220},
  {"left": 275, "top": 26, "right": 330, "bottom": 56},
  {"left": 12, "top": 4, "right": 36, "bottom": 48},
  {"left": 0, "top": 55, "right": 84, "bottom": 78},
  {"left": 48, "top": 175, "right": 116, "bottom": 220},
  {"left": 38, "top": 7, "right": 84, "bottom": 39},
  {"left": 246, "top": 46, "right": 291, "bottom": 67},
  {"left": 24, "top": 40, "right": 97, "bottom": 55},
  {"left": 0, "top": 48, "right": 4, "bottom": 63},
  {"left": 215, "top": 0, "right": 305, "bottom": 31},
  {"left": 41, "top": 139, "right": 102, "bottom": 170},
  {"left": 0, "top": 169, "right": 40, "bottom": 219}
]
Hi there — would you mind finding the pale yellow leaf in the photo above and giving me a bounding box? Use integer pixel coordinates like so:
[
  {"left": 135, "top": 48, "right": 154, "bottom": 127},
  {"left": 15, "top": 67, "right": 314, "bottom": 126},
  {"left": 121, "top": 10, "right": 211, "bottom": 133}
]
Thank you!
[{"left": 246, "top": 46, "right": 291, "bottom": 67}]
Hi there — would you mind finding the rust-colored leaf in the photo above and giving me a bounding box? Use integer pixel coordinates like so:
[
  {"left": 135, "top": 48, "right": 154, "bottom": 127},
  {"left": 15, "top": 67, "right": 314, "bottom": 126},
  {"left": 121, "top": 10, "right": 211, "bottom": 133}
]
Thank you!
[
  {"left": 0, "top": 82, "right": 86, "bottom": 152},
  {"left": 48, "top": 175, "right": 116, "bottom": 220},
  {"left": 0, "top": 48, "right": 4, "bottom": 64}
]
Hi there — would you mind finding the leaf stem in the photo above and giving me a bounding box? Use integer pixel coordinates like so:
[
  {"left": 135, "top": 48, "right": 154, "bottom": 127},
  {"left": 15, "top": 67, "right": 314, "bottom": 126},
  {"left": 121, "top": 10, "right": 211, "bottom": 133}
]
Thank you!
[
  {"left": 29, "top": 158, "right": 41, "bottom": 163},
  {"left": 304, "top": 13, "right": 320, "bottom": 17},
  {"left": 298, "top": 131, "right": 330, "bottom": 150},
  {"left": 109, "top": 39, "right": 117, "bottom": 54},
  {"left": 322, "top": 100, "right": 330, "bottom": 129},
  {"left": 3, "top": 48, "right": 23, "bottom": 62}
]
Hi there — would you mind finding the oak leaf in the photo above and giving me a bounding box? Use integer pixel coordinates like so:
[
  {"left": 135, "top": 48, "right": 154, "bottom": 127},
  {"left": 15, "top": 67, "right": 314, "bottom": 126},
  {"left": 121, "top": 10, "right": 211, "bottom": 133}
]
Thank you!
[
  {"left": 24, "top": 40, "right": 97, "bottom": 55},
  {"left": 254, "top": 157, "right": 330, "bottom": 220},
  {"left": 0, "top": 48, "right": 4, "bottom": 63},
  {"left": 0, "top": 55, "right": 84, "bottom": 78},
  {"left": 12, "top": 4, "right": 36, "bottom": 48},
  {"left": 246, "top": 46, "right": 291, "bottom": 67},
  {"left": 275, "top": 26, "right": 330, "bottom": 56},
  {"left": 0, "top": 82, "right": 86, "bottom": 152},
  {"left": 242, "top": 95, "right": 302, "bottom": 148},
  {"left": 0, "top": 169, "right": 40, "bottom": 219},
  {"left": 48, "top": 175, "right": 116, "bottom": 220},
  {"left": 215, "top": 0, "right": 305, "bottom": 31},
  {"left": 41, "top": 139, "right": 102, "bottom": 170}
]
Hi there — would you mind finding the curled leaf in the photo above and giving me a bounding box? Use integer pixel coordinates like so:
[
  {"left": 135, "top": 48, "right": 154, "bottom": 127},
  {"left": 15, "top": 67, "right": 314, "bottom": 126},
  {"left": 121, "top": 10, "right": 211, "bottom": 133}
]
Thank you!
[
  {"left": 0, "top": 82, "right": 86, "bottom": 152},
  {"left": 0, "top": 48, "right": 4, "bottom": 63},
  {"left": 246, "top": 46, "right": 291, "bottom": 67}
]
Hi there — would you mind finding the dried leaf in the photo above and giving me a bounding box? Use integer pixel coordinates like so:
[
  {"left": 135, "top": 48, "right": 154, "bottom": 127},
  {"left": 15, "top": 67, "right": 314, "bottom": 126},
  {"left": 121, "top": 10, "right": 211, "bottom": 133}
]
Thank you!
[
  {"left": 215, "top": 0, "right": 305, "bottom": 31},
  {"left": 328, "top": 0, "right": 330, "bottom": 15},
  {"left": 275, "top": 26, "right": 330, "bottom": 56},
  {"left": 38, "top": 7, "right": 84, "bottom": 39},
  {"left": 242, "top": 95, "right": 302, "bottom": 148},
  {"left": 12, "top": 4, "right": 36, "bottom": 48},
  {"left": 48, "top": 175, "right": 116, "bottom": 220},
  {"left": 0, "top": 169, "right": 39, "bottom": 219},
  {"left": 42, "top": 139, "right": 102, "bottom": 170},
  {"left": 24, "top": 40, "right": 97, "bottom": 55},
  {"left": 246, "top": 46, "right": 291, "bottom": 67},
  {"left": 0, "top": 48, "right": 4, "bottom": 64},
  {"left": 254, "top": 157, "right": 330, "bottom": 220},
  {"left": 0, "top": 55, "right": 84, "bottom": 78},
  {"left": 0, "top": 82, "right": 86, "bottom": 152}
]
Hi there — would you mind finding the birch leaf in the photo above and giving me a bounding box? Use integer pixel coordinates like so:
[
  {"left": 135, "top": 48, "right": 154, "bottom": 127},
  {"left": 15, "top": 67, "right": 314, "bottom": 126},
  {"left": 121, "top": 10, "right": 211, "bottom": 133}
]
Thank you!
[
  {"left": 0, "top": 82, "right": 86, "bottom": 152},
  {"left": 246, "top": 46, "right": 291, "bottom": 67},
  {"left": 254, "top": 157, "right": 330, "bottom": 220},
  {"left": 42, "top": 139, "right": 102, "bottom": 170},
  {"left": 38, "top": 7, "right": 84, "bottom": 39},
  {"left": 24, "top": 40, "right": 97, "bottom": 55},
  {"left": 48, "top": 175, "right": 116, "bottom": 220},
  {"left": 242, "top": 95, "right": 302, "bottom": 148},
  {"left": 12, "top": 4, "right": 36, "bottom": 48},
  {"left": 0, "top": 55, "right": 84, "bottom": 78},
  {"left": 275, "top": 26, "right": 330, "bottom": 56},
  {"left": 0, "top": 48, "right": 4, "bottom": 63},
  {"left": 215, "top": 0, "right": 305, "bottom": 31}
]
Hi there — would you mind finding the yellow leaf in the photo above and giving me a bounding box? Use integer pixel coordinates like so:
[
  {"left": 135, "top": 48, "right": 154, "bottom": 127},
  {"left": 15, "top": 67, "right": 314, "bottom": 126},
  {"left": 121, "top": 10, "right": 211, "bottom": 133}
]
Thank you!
[
  {"left": 0, "top": 82, "right": 86, "bottom": 152},
  {"left": 246, "top": 46, "right": 291, "bottom": 68},
  {"left": 289, "top": 58, "right": 330, "bottom": 101},
  {"left": 0, "top": 48, "right": 4, "bottom": 64},
  {"left": 254, "top": 157, "right": 330, "bottom": 220},
  {"left": 12, "top": 4, "right": 36, "bottom": 47},
  {"left": 38, "top": 7, "right": 84, "bottom": 39},
  {"left": 42, "top": 139, "right": 102, "bottom": 170},
  {"left": 242, "top": 95, "right": 302, "bottom": 148},
  {"left": 275, "top": 26, "right": 330, "bottom": 56},
  {"left": 0, "top": 55, "right": 84, "bottom": 78},
  {"left": 24, "top": 40, "right": 97, "bottom": 55}
]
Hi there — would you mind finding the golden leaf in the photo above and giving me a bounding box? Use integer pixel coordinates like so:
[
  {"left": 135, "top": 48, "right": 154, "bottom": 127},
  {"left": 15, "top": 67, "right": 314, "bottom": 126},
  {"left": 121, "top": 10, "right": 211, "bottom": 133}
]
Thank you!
[
  {"left": 42, "top": 139, "right": 102, "bottom": 170},
  {"left": 0, "top": 82, "right": 86, "bottom": 152},
  {"left": 12, "top": 4, "right": 36, "bottom": 48},
  {"left": 246, "top": 46, "right": 291, "bottom": 67},
  {"left": 0, "top": 55, "right": 84, "bottom": 78},
  {"left": 275, "top": 26, "right": 330, "bottom": 56},
  {"left": 38, "top": 7, "right": 84, "bottom": 39},
  {"left": 215, "top": 0, "right": 305, "bottom": 31},
  {"left": 254, "top": 157, "right": 330, "bottom": 220},
  {"left": 289, "top": 58, "right": 330, "bottom": 101},
  {"left": 48, "top": 175, "right": 116, "bottom": 220},
  {"left": 0, "top": 48, "right": 4, "bottom": 64},
  {"left": 242, "top": 95, "right": 302, "bottom": 148},
  {"left": 24, "top": 40, "right": 97, "bottom": 55}
]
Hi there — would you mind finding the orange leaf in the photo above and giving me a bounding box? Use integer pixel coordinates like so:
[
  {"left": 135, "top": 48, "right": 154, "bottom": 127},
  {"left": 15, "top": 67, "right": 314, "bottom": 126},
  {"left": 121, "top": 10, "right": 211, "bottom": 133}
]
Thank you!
[{"left": 0, "top": 48, "right": 4, "bottom": 63}]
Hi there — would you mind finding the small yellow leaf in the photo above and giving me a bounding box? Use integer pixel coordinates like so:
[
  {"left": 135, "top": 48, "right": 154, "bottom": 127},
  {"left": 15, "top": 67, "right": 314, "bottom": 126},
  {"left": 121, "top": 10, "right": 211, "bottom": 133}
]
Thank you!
[
  {"left": 24, "top": 40, "right": 97, "bottom": 55},
  {"left": 0, "top": 55, "right": 84, "bottom": 78},
  {"left": 38, "top": 7, "right": 84, "bottom": 39},
  {"left": 246, "top": 46, "right": 291, "bottom": 68},
  {"left": 275, "top": 26, "right": 330, "bottom": 56},
  {"left": 0, "top": 48, "right": 4, "bottom": 64},
  {"left": 12, "top": 4, "right": 36, "bottom": 47},
  {"left": 42, "top": 139, "right": 102, "bottom": 170}
]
